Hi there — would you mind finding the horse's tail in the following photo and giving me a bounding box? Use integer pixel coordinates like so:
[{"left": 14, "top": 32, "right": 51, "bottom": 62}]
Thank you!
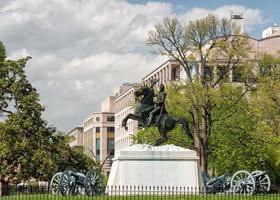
[{"left": 176, "top": 117, "right": 193, "bottom": 140}]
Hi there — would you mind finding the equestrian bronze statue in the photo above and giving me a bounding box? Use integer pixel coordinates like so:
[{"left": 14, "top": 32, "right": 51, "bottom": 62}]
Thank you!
[{"left": 121, "top": 79, "right": 193, "bottom": 146}]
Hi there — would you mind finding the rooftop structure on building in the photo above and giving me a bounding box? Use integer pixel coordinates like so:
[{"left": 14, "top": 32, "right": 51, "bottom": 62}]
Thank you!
[
  {"left": 101, "top": 96, "right": 115, "bottom": 112},
  {"left": 230, "top": 11, "right": 244, "bottom": 34},
  {"left": 262, "top": 23, "right": 280, "bottom": 39},
  {"left": 114, "top": 83, "right": 138, "bottom": 97}
]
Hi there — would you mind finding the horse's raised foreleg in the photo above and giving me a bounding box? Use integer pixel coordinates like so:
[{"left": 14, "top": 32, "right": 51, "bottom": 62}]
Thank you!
[
  {"left": 121, "top": 113, "right": 144, "bottom": 131},
  {"left": 121, "top": 114, "right": 132, "bottom": 130}
]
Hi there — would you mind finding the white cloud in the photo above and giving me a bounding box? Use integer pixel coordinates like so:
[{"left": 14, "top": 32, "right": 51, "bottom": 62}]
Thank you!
[
  {"left": 25, "top": 51, "right": 165, "bottom": 131},
  {"left": 8, "top": 48, "right": 31, "bottom": 59},
  {"left": 0, "top": 0, "right": 264, "bottom": 131},
  {"left": 178, "top": 5, "right": 264, "bottom": 32},
  {"left": 0, "top": 0, "right": 172, "bottom": 54}
]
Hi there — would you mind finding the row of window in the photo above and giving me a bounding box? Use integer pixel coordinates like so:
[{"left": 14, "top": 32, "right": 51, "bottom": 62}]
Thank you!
[
  {"left": 107, "top": 138, "right": 115, "bottom": 160},
  {"left": 95, "top": 127, "right": 115, "bottom": 133},
  {"left": 203, "top": 65, "right": 254, "bottom": 83},
  {"left": 85, "top": 115, "right": 115, "bottom": 127},
  {"left": 95, "top": 138, "right": 115, "bottom": 161},
  {"left": 144, "top": 64, "right": 180, "bottom": 86},
  {"left": 115, "top": 96, "right": 134, "bottom": 112},
  {"left": 96, "top": 138, "right": 100, "bottom": 161},
  {"left": 96, "top": 116, "right": 115, "bottom": 122},
  {"left": 107, "top": 116, "right": 115, "bottom": 122}
]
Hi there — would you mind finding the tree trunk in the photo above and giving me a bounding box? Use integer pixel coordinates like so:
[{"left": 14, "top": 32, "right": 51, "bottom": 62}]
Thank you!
[
  {"left": 192, "top": 108, "right": 203, "bottom": 169},
  {"left": 200, "top": 144, "right": 208, "bottom": 173},
  {"left": 199, "top": 61, "right": 208, "bottom": 173},
  {"left": 192, "top": 105, "right": 208, "bottom": 173},
  {"left": 0, "top": 180, "right": 9, "bottom": 196},
  {"left": 200, "top": 107, "right": 208, "bottom": 173}
]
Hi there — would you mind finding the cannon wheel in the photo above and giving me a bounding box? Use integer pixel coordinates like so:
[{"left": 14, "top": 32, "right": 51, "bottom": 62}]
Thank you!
[
  {"left": 84, "top": 169, "right": 105, "bottom": 196},
  {"left": 230, "top": 170, "right": 255, "bottom": 194},
  {"left": 50, "top": 172, "right": 62, "bottom": 194},
  {"left": 252, "top": 170, "right": 271, "bottom": 193},
  {"left": 59, "top": 170, "right": 79, "bottom": 196}
]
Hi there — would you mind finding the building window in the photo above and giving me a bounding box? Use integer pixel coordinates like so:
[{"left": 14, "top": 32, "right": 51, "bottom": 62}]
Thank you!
[
  {"left": 171, "top": 68, "right": 176, "bottom": 80},
  {"left": 171, "top": 66, "right": 180, "bottom": 81},
  {"left": 96, "top": 138, "right": 100, "bottom": 161},
  {"left": 96, "top": 117, "right": 100, "bottom": 122},
  {"left": 217, "top": 66, "right": 229, "bottom": 82},
  {"left": 107, "top": 116, "right": 115, "bottom": 122},
  {"left": 232, "top": 65, "right": 243, "bottom": 82},
  {"left": 107, "top": 138, "right": 115, "bottom": 159},
  {"left": 96, "top": 127, "right": 100, "bottom": 133},
  {"left": 107, "top": 127, "right": 114, "bottom": 133},
  {"left": 204, "top": 65, "right": 213, "bottom": 82}
]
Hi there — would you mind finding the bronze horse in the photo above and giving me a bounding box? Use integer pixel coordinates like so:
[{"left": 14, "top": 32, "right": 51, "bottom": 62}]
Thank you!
[{"left": 121, "top": 82, "right": 193, "bottom": 146}]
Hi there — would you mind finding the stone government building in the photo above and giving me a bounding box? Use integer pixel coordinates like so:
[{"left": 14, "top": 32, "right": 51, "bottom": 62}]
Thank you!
[
  {"left": 68, "top": 21, "right": 280, "bottom": 174},
  {"left": 68, "top": 96, "right": 115, "bottom": 175}
]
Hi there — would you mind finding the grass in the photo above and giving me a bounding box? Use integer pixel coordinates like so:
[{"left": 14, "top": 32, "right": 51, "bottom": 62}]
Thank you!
[{"left": 1, "top": 194, "right": 280, "bottom": 200}]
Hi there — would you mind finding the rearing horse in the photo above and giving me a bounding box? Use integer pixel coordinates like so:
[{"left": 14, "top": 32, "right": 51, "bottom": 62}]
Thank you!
[{"left": 121, "top": 82, "right": 193, "bottom": 146}]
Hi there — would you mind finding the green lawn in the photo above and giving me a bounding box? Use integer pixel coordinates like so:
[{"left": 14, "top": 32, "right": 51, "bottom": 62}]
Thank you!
[{"left": 1, "top": 194, "right": 279, "bottom": 200}]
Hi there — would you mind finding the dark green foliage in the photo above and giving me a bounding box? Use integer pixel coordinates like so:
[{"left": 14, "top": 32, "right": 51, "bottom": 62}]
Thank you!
[
  {"left": 55, "top": 143, "right": 96, "bottom": 174},
  {"left": 209, "top": 85, "right": 270, "bottom": 175},
  {"left": 0, "top": 41, "right": 95, "bottom": 183},
  {"left": 0, "top": 41, "right": 6, "bottom": 62},
  {"left": 259, "top": 53, "right": 280, "bottom": 77},
  {"left": 248, "top": 54, "right": 280, "bottom": 183}
]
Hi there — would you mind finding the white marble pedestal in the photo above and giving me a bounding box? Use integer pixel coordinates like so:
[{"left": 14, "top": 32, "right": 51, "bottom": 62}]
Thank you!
[{"left": 107, "top": 144, "right": 203, "bottom": 194}]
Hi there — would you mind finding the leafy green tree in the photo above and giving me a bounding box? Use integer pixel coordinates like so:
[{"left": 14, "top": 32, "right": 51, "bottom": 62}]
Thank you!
[
  {"left": 0, "top": 42, "right": 96, "bottom": 195},
  {"left": 147, "top": 15, "right": 253, "bottom": 172},
  {"left": 0, "top": 51, "right": 55, "bottom": 181},
  {"left": 248, "top": 53, "right": 280, "bottom": 183},
  {"left": 0, "top": 41, "right": 6, "bottom": 62},
  {"left": 208, "top": 85, "right": 271, "bottom": 175},
  {"left": 259, "top": 53, "right": 280, "bottom": 77}
]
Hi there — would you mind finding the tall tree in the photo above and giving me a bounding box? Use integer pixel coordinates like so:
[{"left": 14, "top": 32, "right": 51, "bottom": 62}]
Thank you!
[
  {"left": 147, "top": 15, "right": 253, "bottom": 172},
  {"left": 0, "top": 42, "right": 95, "bottom": 195},
  {"left": 0, "top": 51, "right": 56, "bottom": 184},
  {"left": 208, "top": 84, "right": 271, "bottom": 175},
  {"left": 0, "top": 41, "right": 6, "bottom": 62},
  {"left": 248, "top": 53, "right": 280, "bottom": 183}
]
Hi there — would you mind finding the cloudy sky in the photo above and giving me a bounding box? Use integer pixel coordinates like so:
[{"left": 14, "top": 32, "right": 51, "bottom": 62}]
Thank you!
[{"left": 0, "top": 0, "right": 278, "bottom": 132}]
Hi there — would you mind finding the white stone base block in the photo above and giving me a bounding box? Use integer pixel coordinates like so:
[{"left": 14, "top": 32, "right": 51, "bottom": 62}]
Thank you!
[{"left": 107, "top": 144, "right": 203, "bottom": 194}]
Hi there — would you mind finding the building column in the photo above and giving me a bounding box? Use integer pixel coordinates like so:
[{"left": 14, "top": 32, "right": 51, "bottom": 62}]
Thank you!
[
  {"left": 168, "top": 63, "right": 172, "bottom": 81},
  {"left": 100, "top": 127, "right": 107, "bottom": 163},
  {"left": 229, "top": 64, "right": 233, "bottom": 82}
]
